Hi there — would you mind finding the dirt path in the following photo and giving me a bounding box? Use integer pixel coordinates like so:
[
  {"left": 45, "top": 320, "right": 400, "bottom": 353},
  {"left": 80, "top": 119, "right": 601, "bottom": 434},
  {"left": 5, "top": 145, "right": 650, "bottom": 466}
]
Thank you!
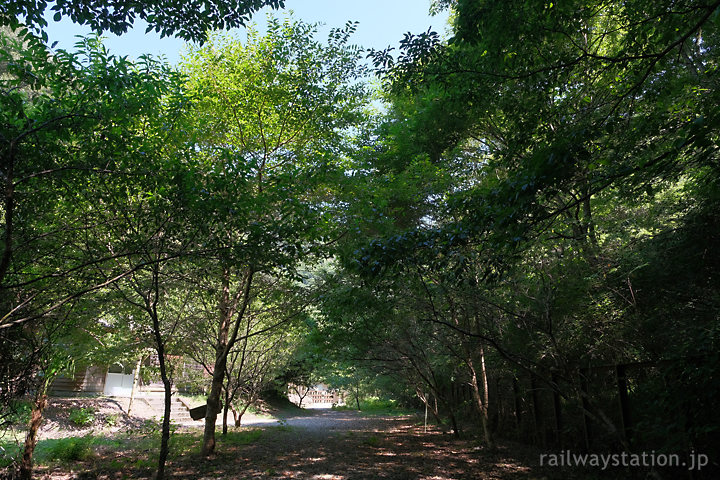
[
  {"left": 170, "top": 410, "right": 556, "bottom": 480},
  {"left": 31, "top": 408, "right": 573, "bottom": 479},
  {"left": 244, "top": 408, "right": 400, "bottom": 431}
]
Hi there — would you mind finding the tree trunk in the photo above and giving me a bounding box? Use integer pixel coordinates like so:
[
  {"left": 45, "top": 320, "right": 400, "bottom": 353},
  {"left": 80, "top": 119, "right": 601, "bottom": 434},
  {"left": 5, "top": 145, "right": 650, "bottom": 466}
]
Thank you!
[
  {"left": 456, "top": 307, "right": 493, "bottom": 446},
  {"left": 429, "top": 395, "right": 442, "bottom": 426},
  {"left": 354, "top": 380, "right": 361, "bottom": 410},
  {"left": 146, "top": 259, "right": 173, "bottom": 480},
  {"left": 152, "top": 317, "right": 172, "bottom": 479},
  {"left": 18, "top": 391, "right": 47, "bottom": 480},
  {"left": 127, "top": 356, "right": 143, "bottom": 416},
  {"left": 202, "top": 267, "right": 254, "bottom": 456},
  {"left": 157, "top": 368, "right": 172, "bottom": 480},
  {"left": 222, "top": 388, "right": 230, "bottom": 435},
  {"left": 296, "top": 386, "right": 309, "bottom": 409},
  {"left": 233, "top": 402, "right": 250, "bottom": 427},
  {"left": 202, "top": 269, "right": 232, "bottom": 456},
  {"left": 416, "top": 389, "right": 443, "bottom": 428},
  {"left": 202, "top": 363, "right": 225, "bottom": 455},
  {"left": 582, "top": 182, "right": 597, "bottom": 247},
  {"left": 467, "top": 346, "right": 494, "bottom": 447},
  {"left": 479, "top": 344, "right": 494, "bottom": 446}
]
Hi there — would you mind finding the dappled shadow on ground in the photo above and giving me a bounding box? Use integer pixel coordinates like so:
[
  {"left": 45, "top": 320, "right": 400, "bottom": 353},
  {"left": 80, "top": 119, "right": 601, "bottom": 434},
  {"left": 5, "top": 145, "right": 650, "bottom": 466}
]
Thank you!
[
  {"left": 34, "top": 412, "right": 570, "bottom": 479},
  {"left": 174, "top": 422, "right": 550, "bottom": 480}
]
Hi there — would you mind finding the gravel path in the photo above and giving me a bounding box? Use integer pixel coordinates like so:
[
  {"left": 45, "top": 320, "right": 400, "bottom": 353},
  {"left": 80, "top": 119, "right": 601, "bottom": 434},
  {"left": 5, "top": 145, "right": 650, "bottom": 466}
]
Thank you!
[{"left": 245, "top": 408, "right": 405, "bottom": 432}]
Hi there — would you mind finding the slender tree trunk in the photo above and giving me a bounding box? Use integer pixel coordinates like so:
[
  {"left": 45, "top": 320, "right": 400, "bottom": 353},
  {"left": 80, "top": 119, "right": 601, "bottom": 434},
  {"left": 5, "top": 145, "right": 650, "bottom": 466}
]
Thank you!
[
  {"left": 18, "top": 390, "right": 47, "bottom": 480},
  {"left": 157, "top": 361, "right": 172, "bottom": 480},
  {"left": 295, "top": 386, "right": 309, "bottom": 408},
  {"left": 416, "top": 389, "right": 443, "bottom": 427},
  {"left": 202, "top": 267, "right": 254, "bottom": 456},
  {"left": 127, "top": 356, "right": 143, "bottom": 416},
  {"left": 203, "top": 269, "right": 232, "bottom": 455},
  {"left": 467, "top": 344, "right": 494, "bottom": 447},
  {"left": 0, "top": 151, "right": 14, "bottom": 285},
  {"left": 429, "top": 397, "right": 442, "bottom": 426},
  {"left": 355, "top": 382, "right": 361, "bottom": 410},
  {"left": 203, "top": 346, "right": 226, "bottom": 455},
  {"left": 234, "top": 403, "right": 250, "bottom": 427},
  {"left": 581, "top": 177, "right": 598, "bottom": 252},
  {"left": 222, "top": 388, "right": 230, "bottom": 435},
  {"left": 151, "top": 314, "right": 172, "bottom": 478}
]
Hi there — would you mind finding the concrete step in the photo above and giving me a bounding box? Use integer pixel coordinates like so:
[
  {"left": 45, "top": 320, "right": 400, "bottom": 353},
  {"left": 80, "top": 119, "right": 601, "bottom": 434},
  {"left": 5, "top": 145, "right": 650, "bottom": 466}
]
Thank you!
[{"left": 139, "top": 397, "right": 195, "bottom": 422}]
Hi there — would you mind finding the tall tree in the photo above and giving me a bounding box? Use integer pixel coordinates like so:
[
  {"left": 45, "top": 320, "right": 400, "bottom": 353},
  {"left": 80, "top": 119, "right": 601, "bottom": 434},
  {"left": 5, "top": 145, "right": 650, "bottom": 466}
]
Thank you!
[
  {"left": 349, "top": 0, "right": 720, "bottom": 453},
  {"left": 180, "top": 16, "right": 369, "bottom": 455},
  {"left": 0, "top": 32, "right": 193, "bottom": 478}
]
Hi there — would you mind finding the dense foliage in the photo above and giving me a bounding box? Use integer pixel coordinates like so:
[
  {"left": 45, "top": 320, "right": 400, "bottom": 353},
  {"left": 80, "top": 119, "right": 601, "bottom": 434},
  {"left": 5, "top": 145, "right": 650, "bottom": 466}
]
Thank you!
[
  {"left": 1, "top": 1, "right": 719, "bottom": 479},
  {"left": 1, "top": 0, "right": 285, "bottom": 42},
  {"left": 327, "top": 0, "right": 720, "bottom": 469}
]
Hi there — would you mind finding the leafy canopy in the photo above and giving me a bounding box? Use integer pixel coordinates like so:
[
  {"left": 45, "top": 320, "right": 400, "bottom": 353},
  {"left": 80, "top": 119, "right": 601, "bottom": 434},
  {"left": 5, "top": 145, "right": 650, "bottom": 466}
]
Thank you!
[{"left": 1, "top": 0, "right": 285, "bottom": 43}]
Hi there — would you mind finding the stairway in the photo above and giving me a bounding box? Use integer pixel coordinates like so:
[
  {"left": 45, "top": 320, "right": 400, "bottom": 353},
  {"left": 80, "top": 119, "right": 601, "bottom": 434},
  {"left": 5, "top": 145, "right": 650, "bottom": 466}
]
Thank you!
[{"left": 139, "top": 396, "right": 195, "bottom": 423}]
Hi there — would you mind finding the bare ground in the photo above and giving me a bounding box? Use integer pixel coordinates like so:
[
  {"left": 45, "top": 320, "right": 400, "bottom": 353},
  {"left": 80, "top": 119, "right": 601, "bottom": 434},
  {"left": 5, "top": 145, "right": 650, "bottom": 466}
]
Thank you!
[{"left": 2, "top": 397, "right": 274, "bottom": 443}]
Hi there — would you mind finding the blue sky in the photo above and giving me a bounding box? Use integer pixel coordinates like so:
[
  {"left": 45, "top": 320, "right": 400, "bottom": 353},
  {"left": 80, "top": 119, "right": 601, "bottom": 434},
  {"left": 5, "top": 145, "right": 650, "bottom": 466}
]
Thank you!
[{"left": 43, "top": 1, "right": 450, "bottom": 65}]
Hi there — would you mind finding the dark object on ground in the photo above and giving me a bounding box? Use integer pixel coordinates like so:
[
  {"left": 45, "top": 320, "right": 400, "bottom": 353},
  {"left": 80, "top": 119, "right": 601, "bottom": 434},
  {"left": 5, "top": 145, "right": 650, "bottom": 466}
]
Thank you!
[{"left": 189, "top": 405, "right": 206, "bottom": 421}]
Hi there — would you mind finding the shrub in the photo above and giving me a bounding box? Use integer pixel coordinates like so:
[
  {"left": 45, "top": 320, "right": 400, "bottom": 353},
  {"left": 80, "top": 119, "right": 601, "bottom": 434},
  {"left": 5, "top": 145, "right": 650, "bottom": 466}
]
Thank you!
[
  {"left": 359, "top": 397, "right": 397, "bottom": 411},
  {"left": 104, "top": 413, "right": 119, "bottom": 427},
  {"left": 43, "top": 437, "right": 94, "bottom": 462},
  {"left": 68, "top": 407, "right": 96, "bottom": 427},
  {"left": 131, "top": 418, "right": 160, "bottom": 436},
  {"left": 0, "top": 442, "right": 20, "bottom": 469},
  {"left": 3, "top": 400, "right": 32, "bottom": 426}
]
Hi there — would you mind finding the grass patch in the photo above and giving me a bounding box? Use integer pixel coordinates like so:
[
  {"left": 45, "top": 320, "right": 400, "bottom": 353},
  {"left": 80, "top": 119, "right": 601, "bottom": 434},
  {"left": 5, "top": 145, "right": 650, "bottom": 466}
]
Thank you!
[
  {"left": 1, "top": 427, "right": 265, "bottom": 475},
  {"left": 333, "top": 397, "right": 416, "bottom": 416},
  {"left": 243, "top": 403, "right": 273, "bottom": 418},
  {"left": 104, "top": 412, "right": 119, "bottom": 427},
  {"left": 219, "top": 429, "right": 263, "bottom": 446},
  {"left": 1, "top": 441, "right": 20, "bottom": 469},
  {"left": 2, "top": 435, "right": 128, "bottom": 470},
  {"left": 38, "top": 437, "right": 95, "bottom": 462},
  {"left": 132, "top": 458, "right": 156, "bottom": 469}
]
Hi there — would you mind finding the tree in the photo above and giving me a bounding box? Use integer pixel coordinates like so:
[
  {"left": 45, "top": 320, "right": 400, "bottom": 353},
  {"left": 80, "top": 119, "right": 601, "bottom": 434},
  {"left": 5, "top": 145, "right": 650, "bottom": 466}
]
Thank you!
[
  {"left": 180, "top": 15, "right": 369, "bottom": 456},
  {"left": 185, "top": 274, "right": 309, "bottom": 432},
  {"left": 0, "top": 31, "right": 195, "bottom": 478},
  {"left": 350, "top": 0, "right": 720, "bottom": 456},
  {"left": 1, "top": 0, "right": 292, "bottom": 473},
  {"left": 1, "top": 0, "right": 290, "bottom": 338},
  {"left": 281, "top": 349, "right": 320, "bottom": 409},
  {"left": 107, "top": 221, "right": 196, "bottom": 479},
  {"left": 369, "top": 0, "right": 720, "bottom": 251}
]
